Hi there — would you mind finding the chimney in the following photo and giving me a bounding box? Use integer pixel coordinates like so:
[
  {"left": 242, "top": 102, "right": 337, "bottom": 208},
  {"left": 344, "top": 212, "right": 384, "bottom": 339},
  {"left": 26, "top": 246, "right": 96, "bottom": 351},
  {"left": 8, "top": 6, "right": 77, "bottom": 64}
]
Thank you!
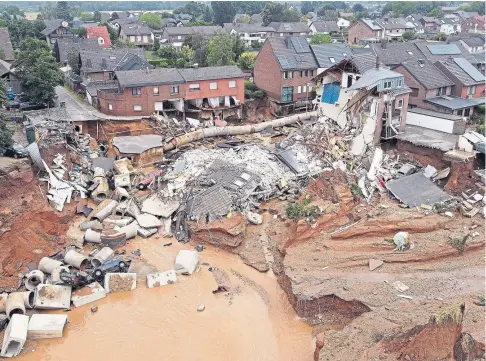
[
  {"left": 381, "top": 39, "right": 387, "bottom": 49},
  {"left": 376, "top": 56, "right": 380, "bottom": 69}
]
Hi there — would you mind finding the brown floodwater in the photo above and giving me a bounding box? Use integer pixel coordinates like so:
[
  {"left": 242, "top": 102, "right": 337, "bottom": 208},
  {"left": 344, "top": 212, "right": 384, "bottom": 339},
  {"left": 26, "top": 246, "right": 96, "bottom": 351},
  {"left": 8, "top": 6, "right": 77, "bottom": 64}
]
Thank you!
[{"left": 16, "top": 236, "right": 313, "bottom": 361}]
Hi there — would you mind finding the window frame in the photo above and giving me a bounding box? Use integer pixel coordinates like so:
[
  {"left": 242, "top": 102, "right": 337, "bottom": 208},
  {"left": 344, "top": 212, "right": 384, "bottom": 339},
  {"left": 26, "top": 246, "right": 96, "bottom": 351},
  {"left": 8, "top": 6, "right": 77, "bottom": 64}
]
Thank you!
[
  {"left": 133, "top": 104, "right": 142, "bottom": 112},
  {"left": 397, "top": 99, "right": 404, "bottom": 108},
  {"left": 209, "top": 82, "right": 218, "bottom": 90},
  {"left": 228, "top": 80, "right": 236, "bottom": 88},
  {"left": 170, "top": 85, "right": 179, "bottom": 94},
  {"left": 132, "top": 87, "right": 142, "bottom": 96},
  {"left": 189, "top": 83, "right": 201, "bottom": 91},
  {"left": 329, "top": 57, "right": 336, "bottom": 64},
  {"left": 383, "top": 80, "right": 392, "bottom": 89},
  {"left": 153, "top": 87, "right": 159, "bottom": 95}
]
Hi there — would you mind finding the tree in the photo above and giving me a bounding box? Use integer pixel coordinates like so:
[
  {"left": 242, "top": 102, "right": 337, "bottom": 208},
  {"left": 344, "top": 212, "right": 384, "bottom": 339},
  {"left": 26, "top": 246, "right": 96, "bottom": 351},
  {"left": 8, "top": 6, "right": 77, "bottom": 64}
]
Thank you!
[
  {"left": 212, "top": 2, "right": 237, "bottom": 25},
  {"left": 0, "top": 116, "right": 14, "bottom": 150},
  {"left": 232, "top": 34, "right": 247, "bottom": 59},
  {"left": 262, "top": 3, "right": 302, "bottom": 25},
  {"left": 207, "top": 33, "right": 236, "bottom": 66},
  {"left": 458, "top": 1, "right": 485, "bottom": 15},
  {"left": 238, "top": 14, "right": 253, "bottom": 24},
  {"left": 402, "top": 31, "right": 417, "bottom": 41},
  {"left": 153, "top": 38, "right": 160, "bottom": 51},
  {"left": 141, "top": 12, "right": 162, "bottom": 29},
  {"left": 6, "top": 18, "right": 46, "bottom": 48},
  {"left": 431, "top": 32, "right": 447, "bottom": 41},
  {"left": 310, "top": 34, "right": 332, "bottom": 44},
  {"left": 283, "top": 7, "right": 302, "bottom": 22},
  {"left": 323, "top": 10, "right": 339, "bottom": 21},
  {"left": 389, "top": 2, "right": 416, "bottom": 17},
  {"left": 352, "top": 4, "right": 365, "bottom": 12},
  {"left": 99, "top": 21, "right": 117, "bottom": 42},
  {"left": 79, "top": 12, "right": 94, "bottom": 21},
  {"left": 184, "top": 34, "right": 209, "bottom": 67},
  {"left": 301, "top": 2, "right": 315, "bottom": 15},
  {"left": 0, "top": 78, "right": 8, "bottom": 108},
  {"left": 174, "top": 45, "right": 195, "bottom": 68},
  {"left": 67, "top": 47, "right": 80, "bottom": 74},
  {"left": 55, "top": 1, "right": 72, "bottom": 21},
  {"left": 354, "top": 10, "right": 369, "bottom": 20},
  {"left": 0, "top": 48, "right": 4, "bottom": 60},
  {"left": 186, "top": 21, "right": 213, "bottom": 26},
  {"left": 427, "top": 8, "right": 444, "bottom": 18},
  {"left": 160, "top": 11, "right": 172, "bottom": 19},
  {"left": 93, "top": 11, "right": 101, "bottom": 22},
  {"left": 237, "top": 52, "right": 256, "bottom": 69},
  {"left": 14, "top": 38, "right": 63, "bottom": 106},
  {"left": 71, "top": 27, "right": 87, "bottom": 37}
]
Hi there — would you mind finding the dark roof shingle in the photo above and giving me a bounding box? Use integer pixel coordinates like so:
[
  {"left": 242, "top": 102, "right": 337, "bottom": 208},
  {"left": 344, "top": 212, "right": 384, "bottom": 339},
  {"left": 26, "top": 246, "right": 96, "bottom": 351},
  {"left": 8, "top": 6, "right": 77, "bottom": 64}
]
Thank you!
[
  {"left": 0, "top": 28, "right": 14, "bottom": 62},
  {"left": 310, "top": 43, "right": 350, "bottom": 68},
  {"left": 400, "top": 59, "right": 454, "bottom": 89},
  {"left": 310, "top": 20, "right": 339, "bottom": 33},
  {"left": 80, "top": 49, "right": 147, "bottom": 73},
  {"left": 268, "top": 22, "right": 310, "bottom": 33},
  {"left": 116, "top": 68, "right": 184, "bottom": 88},
  {"left": 371, "top": 42, "right": 420, "bottom": 66},
  {"left": 178, "top": 65, "right": 245, "bottom": 81},
  {"left": 56, "top": 38, "right": 99, "bottom": 64},
  {"left": 267, "top": 37, "right": 318, "bottom": 70}
]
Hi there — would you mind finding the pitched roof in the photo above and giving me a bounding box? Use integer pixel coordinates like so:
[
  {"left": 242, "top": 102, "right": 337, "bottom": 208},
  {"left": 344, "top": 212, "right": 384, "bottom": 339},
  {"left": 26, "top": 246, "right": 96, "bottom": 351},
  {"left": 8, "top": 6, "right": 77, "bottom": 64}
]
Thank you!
[
  {"left": 41, "top": 19, "right": 67, "bottom": 36},
  {"left": 420, "top": 16, "right": 441, "bottom": 24},
  {"left": 0, "top": 28, "right": 14, "bottom": 62},
  {"left": 399, "top": 59, "right": 454, "bottom": 89},
  {"left": 110, "top": 17, "right": 139, "bottom": 26},
  {"left": 163, "top": 26, "right": 222, "bottom": 36},
  {"left": 86, "top": 26, "right": 112, "bottom": 47},
  {"left": 425, "top": 95, "right": 484, "bottom": 109},
  {"left": 115, "top": 68, "right": 184, "bottom": 88},
  {"left": 472, "top": 52, "right": 485, "bottom": 64},
  {"left": 222, "top": 23, "right": 274, "bottom": 34},
  {"left": 361, "top": 19, "right": 383, "bottom": 31},
  {"left": 350, "top": 53, "right": 384, "bottom": 74},
  {"left": 436, "top": 58, "right": 485, "bottom": 86},
  {"left": 310, "top": 43, "right": 350, "bottom": 68},
  {"left": 370, "top": 42, "right": 420, "bottom": 65},
  {"left": 56, "top": 38, "right": 99, "bottom": 63},
  {"left": 80, "top": 48, "right": 147, "bottom": 73},
  {"left": 310, "top": 20, "right": 339, "bottom": 33},
  {"left": 120, "top": 23, "right": 153, "bottom": 36},
  {"left": 374, "top": 18, "right": 414, "bottom": 30},
  {"left": 454, "top": 11, "right": 479, "bottom": 20},
  {"left": 178, "top": 65, "right": 245, "bottom": 81},
  {"left": 348, "top": 67, "right": 405, "bottom": 91},
  {"left": 268, "top": 22, "right": 311, "bottom": 33},
  {"left": 266, "top": 37, "right": 318, "bottom": 70},
  {"left": 0, "top": 58, "right": 11, "bottom": 77},
  {"left": 414, "top": 41, "right": 479, "bottom": 64},
  {"left": 459, "top": 37, "right": 485, "bottom": 47}
]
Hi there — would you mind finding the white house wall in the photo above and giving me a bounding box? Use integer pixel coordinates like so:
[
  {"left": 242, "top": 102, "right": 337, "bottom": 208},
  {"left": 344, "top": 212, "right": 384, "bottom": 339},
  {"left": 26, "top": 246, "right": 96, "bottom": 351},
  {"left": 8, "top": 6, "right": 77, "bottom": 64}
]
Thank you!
[{"left": 406, "top": 112, "right": 456, "bottom": 133}]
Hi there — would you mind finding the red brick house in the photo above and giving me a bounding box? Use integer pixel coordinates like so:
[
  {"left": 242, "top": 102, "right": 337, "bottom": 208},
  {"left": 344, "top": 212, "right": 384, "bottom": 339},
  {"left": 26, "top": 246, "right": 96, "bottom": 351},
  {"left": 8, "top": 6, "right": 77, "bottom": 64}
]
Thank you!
[
  {"left": 98, "top": 65, "right": 246, "bottom": 119},
  {"left": 86, "top": 26, "right": 112, "bottom": 48},
  {"left": 347, "top": 19, "right": 383, "bottom": 44},
  {"left": 254, "top": 36, "right": 318, "bottom": 115},
  {"left": 461, "top": 15, "right": 486, "bottom": 33}
]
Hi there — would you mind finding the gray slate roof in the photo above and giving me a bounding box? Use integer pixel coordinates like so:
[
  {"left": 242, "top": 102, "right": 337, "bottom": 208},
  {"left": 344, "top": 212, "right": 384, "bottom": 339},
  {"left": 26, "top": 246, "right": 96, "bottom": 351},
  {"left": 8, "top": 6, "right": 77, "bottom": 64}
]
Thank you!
[
  {"left": 361, "top": 19, "right": 383, "bottom": 31},
  {"left": 414, "top": 41, "right": 479, "bottom": 64},
  {"left": 56, "top": 38, "right": 99, "bottom": 64},
  {"left": 310, "top": 43, "right": 350, "bottom": 68},
  {"left": 163, "top": 26, "right": 222, "bottom": 37},
  {"left": 425, "top": 95, "right": 485, "bottom": 110},
  {"left": 310, "top": 20, "right": 339, "bottom": 33},
  {"left": 0, "top": 59, "right": 11, "bottom": 77},
  {"left": 399, "top": 59, "right": 454, "bottom": 89},
  {"left": 120, "top": 23, "right": 153, "bottom": 36},
  {"left": 0, "top": 28, "right": 14, "bottom": 62},
  {"left": 222, "top": 23, "right": 274, "bottom": 34},
  {"left": 436, "top": 58, "right": 485, "bottom": 86},
  {"left": 268, "top": 22, "right": 311, "bottom": 33},
  {"left": 348, "top": 67, "right": 404, "bottom": 91},
  {"left": 116, "top": 68, "right": 184, "bottom": 88},
  {"left": 178, "top": 65, "right": 245, "bottom": 81},
  {"left": 41, "top": 19, "right": 67, "bottom": 36},
  {"left": 351, "top": 53, "right": 384, "bottom": 74},
  {"left": 370, "top": 42, "right": 420, "bottom": 65},
  {"left": 80, "top": 49, "right": 147, "bottom": 73},
  {"left": 267, "top": 37, "right": 318, "bottom": 70},
  {"left": 472, "top": 52, "right": 485, "bottom": 64},
  {"left": 374, "top": 18, "right": 414, "bottom": 30}
]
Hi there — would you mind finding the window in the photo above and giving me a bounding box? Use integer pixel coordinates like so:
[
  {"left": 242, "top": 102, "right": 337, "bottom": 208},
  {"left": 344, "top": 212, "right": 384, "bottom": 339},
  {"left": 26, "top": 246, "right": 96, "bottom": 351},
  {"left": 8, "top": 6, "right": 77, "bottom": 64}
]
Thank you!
[
  {"left": 397, "top": 99, "right": 404, "bottom": 108},
  {"left": 282, "top": 86, "right": 293, "bottom": 102},
  {"left": 280, "top": 33, "right": 284, "bottom": 36},
  {"left": 309, "top": 70, "right": 314, "bottom": 77},
  {"left": 108, "top": 103, "right": 113, "bottom": 111},
  {"left": 436, "top": 87, "right": 447, "bottom": 96},
  {"left": 210, "top": 82, "right": 218, "bottom": 90},
  {"left": 283, "top": 71, "right": 293, "bottom": 79},
  {"left": 464, "top": 108, "right": 471, "bottom": 117},
  {"left": 153, "top": 87, "right": 159, "bottom": 95},
  {"left": 383, "top": 81, "right": 392, "bottom": 89},
  {"left": 299, "top": 71, "right": 303, "bottom": 77},
  {"left": 397, "top": 79, "right": 403, "bottom": 87},
  {"left": 410, "top": 87, "right": 419, "bottom": 97},
  {"left": 303, "top": 85, "right": 307, "bottom": 93},
  {"left": 170, "top": 85, "right": 179, "bottom": 94},
  {"left": 132, "top": 87, "right": 142, "bottom": 96},
  {"left": 229, "top": 80, "right": 236, "bottom": 88},
  {"left": 134, "top": 105, "right": 142, "bottom": 112},
  {"left": 189, "top": 83, "right": 200, "bottom": 91},
  {"left": 304, "top": 70, "right": 308, "bottom": 77},
  {"left": 467, "top": 85, "right": 476, "bottom": 95},
  {"left": 297, "top": 86, "right": 302, "bottom": 93},
  {"left": 177, "top": 35, "right": 182, "bottom": 40},
  {"left": 329, "top": 57, "right": 336, "bottom": 63},
  {"left": 457, "top": 109, "right": 463, "bottom": 116}
]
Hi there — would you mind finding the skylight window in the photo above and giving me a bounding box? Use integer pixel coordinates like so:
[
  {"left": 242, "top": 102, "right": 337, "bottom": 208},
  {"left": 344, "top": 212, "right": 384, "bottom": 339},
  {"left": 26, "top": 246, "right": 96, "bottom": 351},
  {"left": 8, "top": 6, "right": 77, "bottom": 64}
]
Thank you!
[
  {"left": 407, "top": 51, "right": 413, "bottom": 55},
  {"left": 329, "top": 57, "right": 335, "bottom": 63}
]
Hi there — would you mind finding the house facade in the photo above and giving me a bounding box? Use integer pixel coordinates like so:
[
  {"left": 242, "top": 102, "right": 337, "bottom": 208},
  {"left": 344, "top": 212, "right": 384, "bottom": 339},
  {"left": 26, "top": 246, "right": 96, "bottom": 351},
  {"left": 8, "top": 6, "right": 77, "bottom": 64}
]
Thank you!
[
  {"left": 268, "top": 22, "right": 312, "bottom": 37},
  {"left": 98, "top": 65, "right": 246, "bottom": 119},
  {"left": 348, "top": 19, "right": 383, "bottom": 44},
  {"left": 222, "top": 23, "right": 275, "bottom": 47},
  {"left": 254, "top": 37, "right": 317, "bottom": 115},
  {"left": 439, "top": 18, "right": 461, "bottom": 35},
  {"left": 374, "top": 18, "right": 415, "bottom": 41},
  {"left": 119, "top": 23, "right": 154, "bottom": 48},
  {"left": 161, "top": 26, "right": 222, "bottom": 48},
  {"left": 86, "top": 26, "right": 112, "bottom": 48},
  {"left": 41, "top": 19, "right": 73, "bottom": 46}
]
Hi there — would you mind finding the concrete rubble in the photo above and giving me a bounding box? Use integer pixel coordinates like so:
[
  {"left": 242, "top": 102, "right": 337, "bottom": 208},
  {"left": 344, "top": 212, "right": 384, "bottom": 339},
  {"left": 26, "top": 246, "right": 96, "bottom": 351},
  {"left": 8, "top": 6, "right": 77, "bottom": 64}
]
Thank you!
[
  {"left": 1, "top": 314, "right": 29, "bottom": 357},
  {"left": 146, "top": 270, "right": 177, "bottom": 288},
  {"left": 71, "top": 282, "right": 106, "bottom": 307},
  {"left": 27, "top": 314, "right": 67, "bottom": 339}
]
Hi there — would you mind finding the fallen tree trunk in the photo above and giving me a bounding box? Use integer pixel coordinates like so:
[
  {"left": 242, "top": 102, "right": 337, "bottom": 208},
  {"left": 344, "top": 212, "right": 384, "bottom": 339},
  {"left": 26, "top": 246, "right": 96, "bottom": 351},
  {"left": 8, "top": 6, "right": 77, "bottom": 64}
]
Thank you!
[{"left": 163, "top": 111, "right": 318, "bottom": 152}]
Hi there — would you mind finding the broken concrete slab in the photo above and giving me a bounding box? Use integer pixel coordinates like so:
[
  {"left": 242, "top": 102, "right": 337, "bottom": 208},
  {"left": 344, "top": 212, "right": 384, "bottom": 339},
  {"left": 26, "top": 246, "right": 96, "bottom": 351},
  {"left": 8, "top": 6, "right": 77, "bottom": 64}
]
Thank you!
[
  {"left": 114, "top": 173, "right": 131, "bottom": 188},
  {"left": 392, "top": 281, "right": 409, "bottom": 292},
  {"left": 174, "top": 250, "right": 199, "bottom": 275},
  {"left": 103, "top": 216, "right": 134, "bottom": 227},
  {"left": 369, "top": 259, "right": 384, "bottom": 271},
  {"left": 136, "top": 213, "right": 162, "bottom": 228},
  {"left": 27, "top": 314, "right": 67, "bottom": 339},
  {"left": 34, "top": 284, "right": 72, "bottom": 310},
  {"left": 246, "top": 211, "right": 263, "bottom": 225},
  {"left": 71, "top": 282, "right": 106, "bottom": 307},
  {"left": 0, "top": 314, "right": 29, "bottom": 357},
  {"left": 137, "top": 227, "right": 157, "bottom": 238},
  {"left": 104, "top": 273, "right": 137, "bottom": 293},
  {"left": 146, "top": 270, "right": 177, "bottom": 288},
  {"left": 141, "top": 195, "right": 180, "bottom": 218}
]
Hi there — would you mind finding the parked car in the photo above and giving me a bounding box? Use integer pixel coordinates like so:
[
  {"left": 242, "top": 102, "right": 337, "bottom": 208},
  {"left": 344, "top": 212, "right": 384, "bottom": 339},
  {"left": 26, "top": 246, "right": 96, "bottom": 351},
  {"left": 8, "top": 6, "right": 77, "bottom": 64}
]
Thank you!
[
  {"left": 6, "top": 101, "right": 20, "bottom": 110},
  {"left": 20, "top": 102, "right": 46, "bottom": 111},
  {"left": 92, "top": 258, "right": 130, "bottom": 281},
  {"left": 2, "top": 144, "right": 29, "bottom": 158}
]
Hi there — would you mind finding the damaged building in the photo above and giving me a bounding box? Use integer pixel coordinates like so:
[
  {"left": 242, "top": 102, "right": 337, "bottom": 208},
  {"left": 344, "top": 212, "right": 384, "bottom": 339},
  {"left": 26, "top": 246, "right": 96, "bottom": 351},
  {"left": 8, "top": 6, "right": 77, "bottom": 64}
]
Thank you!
[{"left": 97, "top": 65, "right": 246, "bottom": 120}]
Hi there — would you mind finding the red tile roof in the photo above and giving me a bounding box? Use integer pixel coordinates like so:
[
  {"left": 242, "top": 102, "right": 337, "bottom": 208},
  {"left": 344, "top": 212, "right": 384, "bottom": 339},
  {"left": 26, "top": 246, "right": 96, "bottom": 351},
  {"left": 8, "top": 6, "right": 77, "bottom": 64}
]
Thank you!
[{"left": 86, "top": 26, "right": 112, "bottom": 48}]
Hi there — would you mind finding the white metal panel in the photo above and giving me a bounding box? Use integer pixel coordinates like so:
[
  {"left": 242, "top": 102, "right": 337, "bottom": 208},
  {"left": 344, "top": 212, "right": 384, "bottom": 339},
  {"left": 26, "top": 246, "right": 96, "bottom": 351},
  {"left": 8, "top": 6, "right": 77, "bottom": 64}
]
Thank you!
[
  {"left": 406, "top": 112, "right": 455, "bottom": 133},
  {"left": 154, "top": 102, "right": 163, "bottom": 111}
]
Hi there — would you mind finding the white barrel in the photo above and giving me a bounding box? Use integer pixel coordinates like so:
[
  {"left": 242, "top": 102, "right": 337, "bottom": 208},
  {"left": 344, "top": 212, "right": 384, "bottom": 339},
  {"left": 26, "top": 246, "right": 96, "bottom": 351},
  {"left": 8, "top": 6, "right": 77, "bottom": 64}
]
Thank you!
[
  {"left": 38, "top": 257, "right": 63, "bottom": 274},
  {"left": 84, "top": 229, "right": 101, "bottom": 243},
  {"left": 51, "top": 265, "right": 71, "bottom": 283},
  {"left": 6, "top": 292, "right": 26, "bottom": 319},
  {"left": 64, "top": 250, "right": 88, "bottom": 270},
  {"left": 91, "top": 247, "right": 115, "bottom": 268},
  {"left": 25, "top": 270, "right": 45, "bottom": 291}
]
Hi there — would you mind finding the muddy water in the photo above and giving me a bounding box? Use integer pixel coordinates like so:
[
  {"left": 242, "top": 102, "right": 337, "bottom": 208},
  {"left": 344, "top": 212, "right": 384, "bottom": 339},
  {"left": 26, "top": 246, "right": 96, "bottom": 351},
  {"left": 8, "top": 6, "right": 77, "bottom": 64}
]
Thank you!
[{"left": 17, "top": 237, "right": 313, "bottom": 361}]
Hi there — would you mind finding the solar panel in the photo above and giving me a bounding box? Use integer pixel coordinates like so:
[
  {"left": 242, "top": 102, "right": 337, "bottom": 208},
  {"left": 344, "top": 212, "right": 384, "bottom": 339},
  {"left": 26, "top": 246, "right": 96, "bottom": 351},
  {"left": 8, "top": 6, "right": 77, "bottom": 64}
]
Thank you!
[
  {"left": 426, "top": 44, "right": 461, "bottom": 55},
  {"left": 277, "top": 55, "right": 293, "bottom": 69},
  {"left": 290, "top": 37, "right": 311, "bottom": 53},
  {"left": 453, "top": 57, "right": 484, "bottom": 82}
]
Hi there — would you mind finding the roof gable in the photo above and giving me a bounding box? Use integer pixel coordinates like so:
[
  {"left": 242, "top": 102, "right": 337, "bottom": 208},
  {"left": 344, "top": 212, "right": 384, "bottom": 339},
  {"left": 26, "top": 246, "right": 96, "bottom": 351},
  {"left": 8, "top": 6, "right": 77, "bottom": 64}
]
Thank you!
[
  {"left": 0, "top": 28, "right": 14, "bottom": 62},
  {"left": 267, "top": 37, "right": 318, "bottom": 70}
]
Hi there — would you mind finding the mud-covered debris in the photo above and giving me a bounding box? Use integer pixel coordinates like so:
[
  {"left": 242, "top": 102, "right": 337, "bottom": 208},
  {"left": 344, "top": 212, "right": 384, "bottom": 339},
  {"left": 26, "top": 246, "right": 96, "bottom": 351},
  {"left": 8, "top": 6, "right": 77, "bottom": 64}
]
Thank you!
[
  {"left": 197, "top": 304, "right": 205, "bottom": 312},
  {"left": 246, "top": 211, "right": 263, "bottom": 225},
  {"left": 393, "top": 231, "right": 409, "bottom": 251},
  {"left": 369, "top": 259, "right": 383, "bottom": 271}
]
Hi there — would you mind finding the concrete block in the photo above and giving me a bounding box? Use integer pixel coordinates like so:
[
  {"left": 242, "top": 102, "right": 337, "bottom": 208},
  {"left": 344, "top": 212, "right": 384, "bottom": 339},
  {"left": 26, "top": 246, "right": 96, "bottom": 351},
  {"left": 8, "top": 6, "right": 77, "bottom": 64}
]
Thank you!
[
  {"left": 27, "top": 314, "right": 67, "bottom": 339},
  {"left": 34, "top": 284, "right": 72, "bottom": 310},
  {"left": 146, "top": 270, "right": 177, "bottom": 288},
  {"left": 71, "top": 282, "right": 106, "bottom": 307},
  {"left": 0, "top": 293, "right": 7, "bottom": 313},
  {"left": 136, "top": 213, "right": 162, "bottom": 228},
  {"left": 137, "top": 227, "right": 157, "bottom": 238},
  {"left": 174, "top": 250, "right": 199, "bottom": 275},
  {"left": 104, "top": 273, "right": 137, "bottom": 293},
  {"left": 0, "top": 314, "right": 29, "bottom": 357}
]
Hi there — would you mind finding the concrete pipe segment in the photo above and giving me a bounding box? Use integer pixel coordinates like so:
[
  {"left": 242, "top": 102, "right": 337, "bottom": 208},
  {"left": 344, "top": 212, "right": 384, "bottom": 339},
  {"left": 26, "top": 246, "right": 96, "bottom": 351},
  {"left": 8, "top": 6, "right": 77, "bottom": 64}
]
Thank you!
[
  {"left": 118, "top": 221, "right": 139, "bottom": 240},
  {"left": 51, "top": 266, "right": 71, "bottom": 283},
  {"left": 38, "top": 257, "right": 63, "bottom": 274},
  {"left": 6, "top": 292, "right": 26, "bottom": 319},
  {"left": 20, "top": 291, "right": 35, "bottom": 309},
  {"left": 64, "top": 250, "right": 89, "bottom": 270},
  {"left": 25, "top": 270, "right": 45, "bottom": 291},
  {"left": 84, "top": 229, "right": 102, "bottom": 244},
  {"left": 0, "top": 293, "right": 7, "bottom": 313},
  {"left": 91, "top": 247, "right": 115, "bottom": 268}
]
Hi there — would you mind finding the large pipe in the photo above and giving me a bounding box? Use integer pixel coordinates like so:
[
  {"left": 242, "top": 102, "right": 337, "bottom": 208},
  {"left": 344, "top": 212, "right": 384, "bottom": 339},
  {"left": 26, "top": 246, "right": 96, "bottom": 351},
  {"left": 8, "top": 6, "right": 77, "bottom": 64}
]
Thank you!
[
  {"left": 20, "top": 291, "right": 35, "bottom": 309},
  {"left": 0, "top": 293, "right": 7, "bottom": 313},
  {"left": 38, "top": 257, "right": 63, "bottom": 274},
  {"left": 64, "top": 250, "right": 89, "bottom": 270},
  {"left": 91, "top": 247, "right": 115, "bottom": 268},
  {"left": 51, "top": 265, "right": 71, "bottom": 283},
  {"left": 163, "top": 111, "right": 318, "bottom": 152},
  {"left": 84, "top": 229, "right": 102, "bottom": 244},
  {"left": 25, "top": 270, "right": 45, "bottom": 291},
  {"left": 6, "top": 292, "right": 26, "bottom": 319},
  {"left": 117, "top": 221, "right": 138, "bottom": 240}
]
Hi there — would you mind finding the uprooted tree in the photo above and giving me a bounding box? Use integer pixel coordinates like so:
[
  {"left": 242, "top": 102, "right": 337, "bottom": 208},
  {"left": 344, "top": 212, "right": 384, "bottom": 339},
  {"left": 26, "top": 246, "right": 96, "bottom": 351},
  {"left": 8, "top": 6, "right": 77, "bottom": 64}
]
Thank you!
[{"left": 14, "top": 38, "right": 63, "bottom": 106}]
